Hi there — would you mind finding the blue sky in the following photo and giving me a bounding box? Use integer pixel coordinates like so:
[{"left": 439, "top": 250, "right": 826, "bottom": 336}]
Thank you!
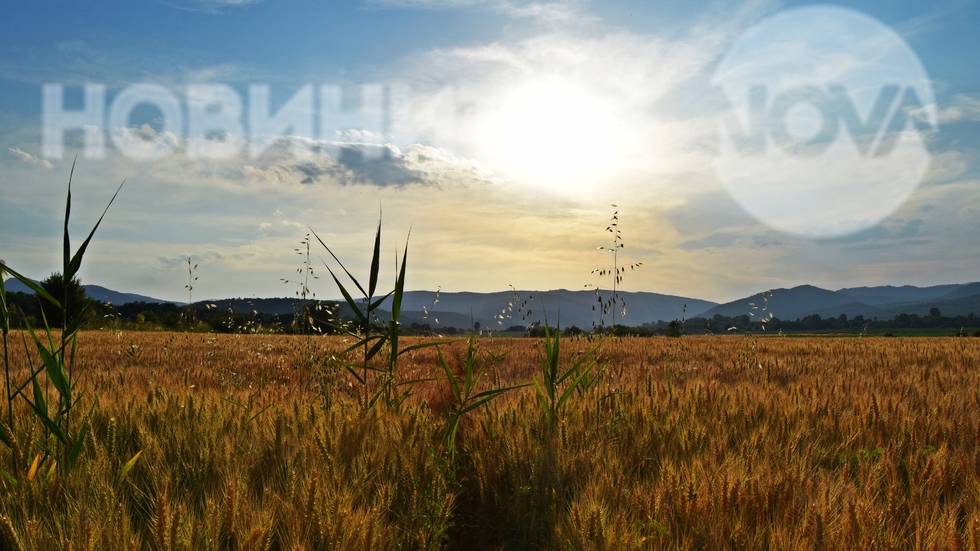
[{"left": 1, "top": 0, "right": 978, "bottom": 304}]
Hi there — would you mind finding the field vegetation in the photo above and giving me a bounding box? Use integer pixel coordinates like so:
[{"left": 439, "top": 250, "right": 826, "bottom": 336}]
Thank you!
[{"left": 0, "top": 331, "right": 979, "bottom": 549}]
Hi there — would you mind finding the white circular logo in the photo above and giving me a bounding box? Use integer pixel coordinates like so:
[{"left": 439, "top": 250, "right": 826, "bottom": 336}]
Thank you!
[{"left": 712, "top": 6, "right": 937, "bottom": 238}]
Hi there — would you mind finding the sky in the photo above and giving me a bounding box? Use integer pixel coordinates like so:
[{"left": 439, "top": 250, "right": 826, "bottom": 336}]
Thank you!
[{"left": 1, "top": 0, "right": 978, "bottom": 305}]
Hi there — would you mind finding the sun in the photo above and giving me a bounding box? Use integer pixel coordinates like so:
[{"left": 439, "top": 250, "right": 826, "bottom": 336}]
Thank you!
[{"left": 476, "top": 78, "right": 621, "bottom": 193}]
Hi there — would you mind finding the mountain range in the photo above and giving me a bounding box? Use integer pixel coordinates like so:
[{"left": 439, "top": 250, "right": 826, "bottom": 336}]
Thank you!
[
  {"left": 4, "top": 277, "right": 980, "bottom": 328},
  {"left": 3, "top": 279, "right": 168, "bottom": 306},
  {"left": 700, "top": 283, "right": 980, "bottom": 321}
]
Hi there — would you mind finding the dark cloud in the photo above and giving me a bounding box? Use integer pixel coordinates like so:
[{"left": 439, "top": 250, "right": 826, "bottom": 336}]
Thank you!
[
  {"left": 333, "top": 146, "right": 425, "bottom": 186},
  {"left": 666, "top": 189, "right": 757, "bottom": 237},
  {"left": 278, "top": 144, "right": 464, "bottom": 188},
  {"left": 680, "top": 230, "right": 784, "bottom": 251},
  {"left": 294, "top": 161, "right": 331, "bottom": 185},
  {"left": 821, "top": 218, "right": 930, "bottom": 250}
]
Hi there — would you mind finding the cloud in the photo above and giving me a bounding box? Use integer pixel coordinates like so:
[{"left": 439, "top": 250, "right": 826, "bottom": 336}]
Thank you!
[
  {"left": 0, "top": 38, "right": 262, "bottom": 89},
  {"left": 822, "top": 217, "right": 930, "bottom": 250},
  {"left": 8, "top": 147, "right": 53, "bottom": 169},
  {"left": 108, "top": 125, "right": 185, "bottom": 161},
  {"left": 382, "top": 1, "right": 781, "bottom": 190},
  {"left": 163, "top": 0, "right": 265, "bottom": 14},
  {"left": 238, "top": 137, "right": 497, "bottom": 188},
  {"left": 240, "top": 147, "right": 424, "bottom": 187},
  {"left": 681, "top": 230, "right": 784, "bottom": 251},
  {"left": 369, "top": 0, "right": 488, "bottom": 7},
  {"left": 158, "top": 246, "right": 261, "bottom": 267},
  {"left": 931, "top": 94, "right": 980, "bottom": 124},
  {"left": 369, "top": 0, "right": 588, "bottom": 27}
]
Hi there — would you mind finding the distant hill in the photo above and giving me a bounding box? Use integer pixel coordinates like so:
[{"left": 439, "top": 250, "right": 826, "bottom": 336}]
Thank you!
[
  {"left": 3, "top": 279, "right": 168, "bottom": 306},
  {"left": 6, "top": 275, "right": 980, "bottom": 328},
  {"left": 202, "top": 289, "right": 713, "bottom": 331},
  {"left": 201, "top": 297, "right": 302, "bottom": 316},
  {"left": 81, "top": 285, "right": 170, "bottom": 306},
  {"left": 367, "top": 289, "right": 715, "bottom": 331},
  {"left": 692, "top": 283, "right": 980, "bottom": 321},
  {"left": 835, "top": 284, "right": 962, "bottom": 305}
]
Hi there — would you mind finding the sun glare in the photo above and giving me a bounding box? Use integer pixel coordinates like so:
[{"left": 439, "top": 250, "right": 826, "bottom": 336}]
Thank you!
[{"left": 476, "top": 78, "right": 621, "bottom": 193}]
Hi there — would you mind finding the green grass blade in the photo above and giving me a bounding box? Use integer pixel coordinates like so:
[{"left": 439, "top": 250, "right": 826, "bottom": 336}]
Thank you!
[
  {"left": 323, "top": 264, "right": 367, "bottom": 326},
  {"left": 1, "top": 264, "right": 60, "bottom": 308},
  {"left": 35, "top": 441, "right": 57, "bottom": 459},
  {"left": 25, "top": 400, "right": 67, "bottom": 445},
  {"left": 245, "top": 404, "right": 271, "bottom": 425},
  {"left": 368, "top": 292, "right": 393, "bottom": 313},
  {"left": 437, "top": 347, "right": 461, "bottom": 405},
  {"left": 368, "top": 217, "right": 381, "bottom": 299},
  {"left": 557, "top": 365, "right": 594, "bottom": 412},
  {"left": 0, "top": 274, "right": 8, "bottom": 331},
  {"left": 337, "top": 335, "right": 377, "bottom": 357},
  {"left": 63, "top": 159, "right": 75, "bottom": 274},
  {"left": 37, "top": 347, "right": 69, "bottom": 401},
  {"left": 395, "top": 339, "right": 459, "bottom": 357},
  {"left": 116, "top": 450, "right": 142, "bottom": 487},
  {"left": 66, "top": 180, "right": 125, "bottom": 280},
  {"left": 462, "top": 335, "right": 476, "bottom": 395},
  {"left": 343, "top": 364, "right": 366, "bottom": 385},
  {"left": 391, "top": 231, "right": 410, "bottom": 321},
  {"left": 459, "top": 383, "right": 530, "bottom": 415},
  {"left": 31, "top": 373, "right": 47, "bottom": 418},
  {"left": 532, "top": 378, "right": 551, "bottom": 421},
  {"left": 219, "top": 396, "right": 247, "bottom": 410},
  {"left": 63, "top": 298, "right": 94, "bottom": 336},
  {"left": 310, "top": 228, "right": 368, "bottom": 298},
  {"left": 364, "top": 333, "right": 389, "bottom": 362},
  {"left": 396, "top": 376, "right": 439, "bottom": 387},
  {"left": 368, "top": 385, "right": 389, "bottom": 409},
  {"left": 0, "top": 468, "right": 16, "bottom": 488},
  {"left": 67, "top": 423, "right": 88, "bottom": 468}
]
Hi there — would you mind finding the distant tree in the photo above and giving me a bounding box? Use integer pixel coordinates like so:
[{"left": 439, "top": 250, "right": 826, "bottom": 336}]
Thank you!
[
  {"left": 137, "top": 310, "right": 160, "bottom": 326},
  {"left": 39, "top": 272, "right": 89, "bottom": 328},
  {"left": 666, "top": 319, "right": 684, "bottom": 338},
  {"left": 929, "top": 307, "right": 941, "bottom": 317}
]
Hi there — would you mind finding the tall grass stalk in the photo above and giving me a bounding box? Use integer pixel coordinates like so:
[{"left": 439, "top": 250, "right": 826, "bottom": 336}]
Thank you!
[
  {"left": 281, "top": 233, "right": 318, "bottom": 334},
  {"left": 591, "top": 205, "right": 642, "bottom": 333},
  {"left": 3, "top": 163, "right": 124, "bottom": 477},
  {"left": 184, "top": 257, "right": 198, "bottom": 327},
  {"left": 436, "top": 334, "right": 526, "bottom": 468},
  {"left": 313, "top": 216, "right": 443, "bottom": 411},
  {"left": 534, "top": 321, "right": 604, "bottom": 429}
]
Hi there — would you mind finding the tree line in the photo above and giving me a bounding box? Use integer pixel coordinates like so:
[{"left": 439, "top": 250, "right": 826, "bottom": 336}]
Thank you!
[{"left": 5, "top": 274, "right": 980, "bottom": 336}]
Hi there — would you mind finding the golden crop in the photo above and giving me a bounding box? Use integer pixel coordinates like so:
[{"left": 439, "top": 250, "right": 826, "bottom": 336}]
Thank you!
[{"left": 1, "top": 331, "right": 979, "bottom": 550}]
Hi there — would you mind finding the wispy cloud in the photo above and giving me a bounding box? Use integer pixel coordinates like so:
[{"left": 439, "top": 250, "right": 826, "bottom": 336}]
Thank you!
[
  {"left": 369, "top": 0, "right": 587, "bottom": 26},
  {"left": 932, "top": 93, "right": 980, "bottom": 124},
  {"left": 369, "top": 0, "right": 488, "bottom": 6},
  {"left": 8, "top": 147, "right": 53, "bottom": 169},
  {"left": 0, "top": 40, "right": 262, "bottom": 88},
  {"left": 162, "top": 0, "right": 265, "bottom": 14}
]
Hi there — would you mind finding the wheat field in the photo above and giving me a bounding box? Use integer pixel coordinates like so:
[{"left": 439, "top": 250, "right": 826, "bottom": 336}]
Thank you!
[{"left": 1, "top": 331, "right": 979, "bottom": 550}]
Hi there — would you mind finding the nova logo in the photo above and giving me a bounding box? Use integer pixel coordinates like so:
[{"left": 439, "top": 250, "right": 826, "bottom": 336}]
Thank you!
[
  {"left": 712, "top": 6, "right": 937, "bottom": 238},
  {"left": 726, "top": 84, "right": 930, "bottom": 158}
]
